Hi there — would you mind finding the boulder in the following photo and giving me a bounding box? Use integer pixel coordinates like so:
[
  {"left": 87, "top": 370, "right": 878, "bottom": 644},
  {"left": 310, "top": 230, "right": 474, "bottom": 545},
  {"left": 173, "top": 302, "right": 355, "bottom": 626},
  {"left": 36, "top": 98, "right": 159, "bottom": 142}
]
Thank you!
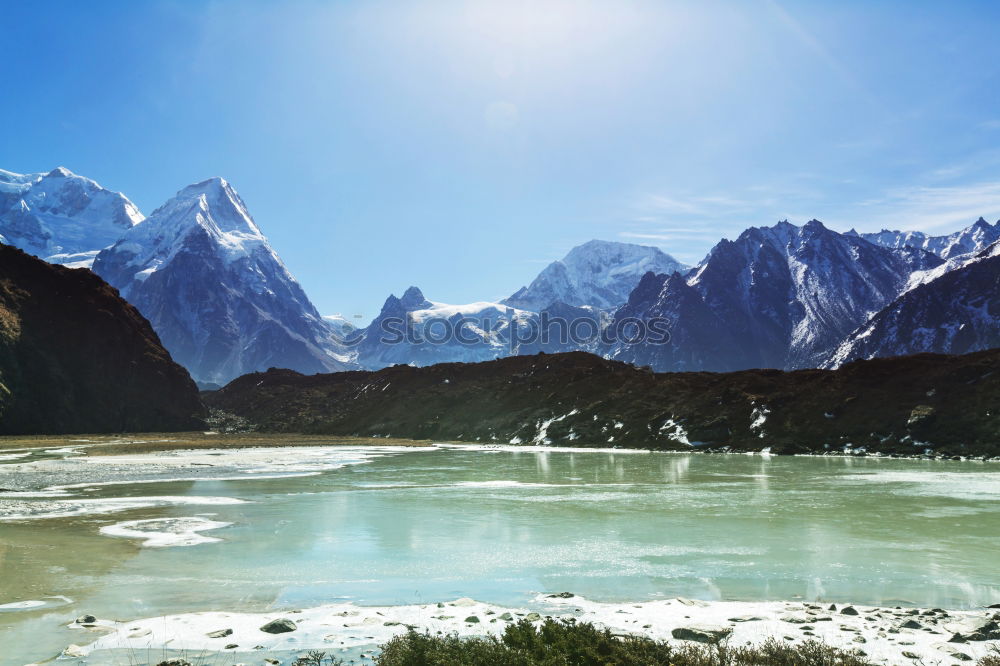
[
  {"left": 935, "top": 643, "right": 973, "bottom": 661},
  {"left": 780, "top": 613, "right": 810, "bottom": 624},
  {"left": 464, "top": 616, "right": 480, "bottom": 623},
  {"left": 944, "top": 616, "right": 999, "bottom": 641},
  {"left": 840, "top": 606, "right": 859, "bottom": 616},
  {"left": 675, "top": 597, "right": 709, "bottom": 607},
  {"left": 75, "top": 614, "right": 97, "bottom": 625},
  {"left": 259, "top": 618, "right": 297, "bottom": 634},
  {"left": 156, "top": 661, "right": 192, "bottom": 666},
  {"left": 206, "top": 628, "right": 233, "bottom": 638},
  {"left": 671, "top": 625, "right": 733, "bottom": 644}
]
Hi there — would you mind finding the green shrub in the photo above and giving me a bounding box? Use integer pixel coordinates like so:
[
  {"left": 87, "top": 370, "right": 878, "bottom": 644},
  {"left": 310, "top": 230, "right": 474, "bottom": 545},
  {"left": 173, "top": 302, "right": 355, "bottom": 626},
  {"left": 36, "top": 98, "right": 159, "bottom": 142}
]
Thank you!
[{"left": 373, "top": 619, "right": 876, "bottom": 666}]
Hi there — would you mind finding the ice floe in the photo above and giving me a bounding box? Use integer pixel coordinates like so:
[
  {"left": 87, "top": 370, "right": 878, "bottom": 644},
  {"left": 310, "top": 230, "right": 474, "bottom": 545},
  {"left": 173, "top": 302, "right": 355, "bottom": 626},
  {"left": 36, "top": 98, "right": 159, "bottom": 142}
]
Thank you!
[
  {"left": 0, "top": 495, "right": 246, "bottom": 521},
  {"left": 99, "top": 516, "right": 232, "bottom": 547}
]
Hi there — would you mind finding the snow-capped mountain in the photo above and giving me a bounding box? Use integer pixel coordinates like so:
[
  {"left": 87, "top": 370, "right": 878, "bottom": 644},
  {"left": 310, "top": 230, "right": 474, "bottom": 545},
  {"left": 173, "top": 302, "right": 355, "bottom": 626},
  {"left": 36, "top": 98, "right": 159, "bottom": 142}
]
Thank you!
[
  {"left": 607, "top": 220, "right": 943, "bottom": 371},
  {"left": 847, "top": 217, "right": 1000, "bottom": 260},
  {"left": 0, "top": 167, "right": 143, "bottom": 266},
  {"left": 503, "top": 240, "right": 687, "bottom": 312},
  {"left": 7, "top": 163, "right": 999, "bottom": 379},
  {"left": 829, "top": 240, "right": 1000, "bottom": 366},
  {"left": 92, "top": 177, "right": 354, "bottom": 385},
  {"left": 357, "top": 287, "right": 537, "bottom": 369}
]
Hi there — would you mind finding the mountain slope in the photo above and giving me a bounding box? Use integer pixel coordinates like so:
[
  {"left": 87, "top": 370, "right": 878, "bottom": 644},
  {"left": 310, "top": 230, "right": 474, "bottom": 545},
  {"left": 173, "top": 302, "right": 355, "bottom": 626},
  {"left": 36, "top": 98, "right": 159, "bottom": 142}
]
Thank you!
[
  {"left": 829, "top": 241, "right": 1000, "bottom": 366},
  {"left": 503, "top": 240, "right": 686, "bottom": 311},
  {"left": 0, "top": 244, "right": 203, "bottom": 434},
  {"left": 607, "top": 271, "right": 745, "bottom": 371},
  {"left": 0, "top": 167, "right": 143, "bottom": 267},
  {"left": 608, "top": 220, "right": 942, "bottom": 371},
  {"left": 92, "top": 178, "right": 353, "bottom": 385},
  {"left": 208, "top": 349, "right": 1000, "bottom": 458}
]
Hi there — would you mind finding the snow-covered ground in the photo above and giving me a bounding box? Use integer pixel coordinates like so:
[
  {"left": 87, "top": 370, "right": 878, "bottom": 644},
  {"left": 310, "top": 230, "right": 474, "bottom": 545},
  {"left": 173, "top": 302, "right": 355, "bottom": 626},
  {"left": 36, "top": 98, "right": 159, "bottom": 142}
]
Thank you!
[{"left": 69, "top": 594, "right": 1000, "bottom": 664}]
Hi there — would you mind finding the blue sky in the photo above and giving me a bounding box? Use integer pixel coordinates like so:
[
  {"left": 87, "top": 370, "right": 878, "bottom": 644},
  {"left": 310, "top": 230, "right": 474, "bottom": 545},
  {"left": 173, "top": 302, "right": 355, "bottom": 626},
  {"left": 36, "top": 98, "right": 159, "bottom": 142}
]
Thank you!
[{"left": 2, "top": 1, "right": 1000, "bottom": 318}]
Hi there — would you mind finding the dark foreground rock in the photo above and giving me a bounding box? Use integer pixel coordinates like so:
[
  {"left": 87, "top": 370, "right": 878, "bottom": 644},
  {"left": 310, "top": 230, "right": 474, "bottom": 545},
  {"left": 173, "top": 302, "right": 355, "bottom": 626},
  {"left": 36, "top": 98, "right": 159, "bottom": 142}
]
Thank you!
[
  {"left": 208, "top": 349, "right": 1000, "bottom": 457},
  {"left": 0, "top": 244, "right": 204, "bottom": 434},
  {"left": 671, "top": 624, "right": 733, "bottom": 643},
  {"left": 259, "top": 618, "right": 297, "bottom": 634}
]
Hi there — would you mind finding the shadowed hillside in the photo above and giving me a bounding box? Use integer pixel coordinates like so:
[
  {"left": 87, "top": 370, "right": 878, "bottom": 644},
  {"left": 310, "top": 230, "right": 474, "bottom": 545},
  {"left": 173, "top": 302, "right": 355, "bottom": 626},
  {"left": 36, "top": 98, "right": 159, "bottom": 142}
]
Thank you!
[
  {"left": 208, "top": 349, "right": 1000, "bottom": 457},
  {"left": 0, "top": 244, "right": 204, "bottom": 434}
]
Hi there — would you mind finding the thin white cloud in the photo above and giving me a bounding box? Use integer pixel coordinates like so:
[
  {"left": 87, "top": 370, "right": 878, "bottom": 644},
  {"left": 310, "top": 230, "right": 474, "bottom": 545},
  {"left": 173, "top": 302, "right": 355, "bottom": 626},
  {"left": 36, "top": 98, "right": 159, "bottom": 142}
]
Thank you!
[
  {"left": 855, "top": 181, "right": 1000, "bottom": 232},
  {"left": 637, "top": 192, "right": 768, "bottom": 218},
  {"left": 643, "top": 194, "right": 705, "bottom": 215}
]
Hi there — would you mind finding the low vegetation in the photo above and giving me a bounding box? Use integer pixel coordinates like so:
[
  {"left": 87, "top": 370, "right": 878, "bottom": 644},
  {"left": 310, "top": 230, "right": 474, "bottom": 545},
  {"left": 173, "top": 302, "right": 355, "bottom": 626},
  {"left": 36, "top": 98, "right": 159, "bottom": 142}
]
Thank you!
[
  {"left": 373, "top": 619, "right": 876, "bottom": 666},
  {"left": 153, "top": 621, "right": 1000, "bottom": 666}
]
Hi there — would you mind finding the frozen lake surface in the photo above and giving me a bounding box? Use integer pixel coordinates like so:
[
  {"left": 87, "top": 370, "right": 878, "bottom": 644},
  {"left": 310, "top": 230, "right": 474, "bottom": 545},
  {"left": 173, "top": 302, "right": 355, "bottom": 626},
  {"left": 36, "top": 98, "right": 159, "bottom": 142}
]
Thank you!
[{"left": 0, "top": 442, "right": 998, "bottom": 663}]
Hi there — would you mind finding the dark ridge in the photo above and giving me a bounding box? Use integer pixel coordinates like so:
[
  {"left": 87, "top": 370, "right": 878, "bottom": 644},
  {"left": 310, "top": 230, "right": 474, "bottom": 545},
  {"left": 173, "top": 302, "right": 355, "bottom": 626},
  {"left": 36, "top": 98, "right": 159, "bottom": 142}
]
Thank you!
[
  {"left": 0, "top": 244, "right": 205, "bottom": 434},
  {"left": 207, "top": 348, "right": 1000, "bottom": 457}
]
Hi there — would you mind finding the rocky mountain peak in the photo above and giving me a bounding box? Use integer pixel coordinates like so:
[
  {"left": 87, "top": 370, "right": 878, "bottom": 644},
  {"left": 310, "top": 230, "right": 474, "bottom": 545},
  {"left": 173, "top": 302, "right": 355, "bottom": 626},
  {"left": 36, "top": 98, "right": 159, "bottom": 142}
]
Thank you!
[
  {"left": 46, "top": 166, "right": 74, "bottom": 178},
  {"left": 91, "top": 177, "right": 354, "bottom": 385},
  {"left": 400, "top": 286, "right": 432, "bottom": 310}
]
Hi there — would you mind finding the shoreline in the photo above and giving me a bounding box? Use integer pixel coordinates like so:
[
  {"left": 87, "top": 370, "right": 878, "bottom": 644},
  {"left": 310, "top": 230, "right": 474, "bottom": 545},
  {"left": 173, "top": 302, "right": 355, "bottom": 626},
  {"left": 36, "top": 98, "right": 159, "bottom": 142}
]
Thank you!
[
  {"left": 63, "top": 594, "right": 1000, "bottom": 664},
  {"left": 0, "top": 432, "right": 435, "bottom": 455},
  {"left": 2, "top": 432, "right": 998, "bottom": 463}
]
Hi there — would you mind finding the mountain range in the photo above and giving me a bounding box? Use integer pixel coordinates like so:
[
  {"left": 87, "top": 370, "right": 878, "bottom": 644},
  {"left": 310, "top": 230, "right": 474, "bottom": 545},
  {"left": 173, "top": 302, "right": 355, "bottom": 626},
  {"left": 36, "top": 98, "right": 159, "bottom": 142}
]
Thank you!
[
  {"left": 2, "top": 165, "right": 1000, "bottom": 383},
  {"left": 607, "top": 219, "right": 944, "bottom": 372}
]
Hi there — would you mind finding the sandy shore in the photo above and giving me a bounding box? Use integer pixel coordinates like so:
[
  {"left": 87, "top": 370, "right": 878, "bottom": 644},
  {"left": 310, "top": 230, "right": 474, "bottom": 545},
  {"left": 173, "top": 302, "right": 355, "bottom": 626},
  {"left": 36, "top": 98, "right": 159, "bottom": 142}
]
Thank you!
[
  {"left": 0, "top": 432, "right": 433, "bottom": 455},
  {"left": 63, "top": 594, "right": 1000, "bottom": 664}
]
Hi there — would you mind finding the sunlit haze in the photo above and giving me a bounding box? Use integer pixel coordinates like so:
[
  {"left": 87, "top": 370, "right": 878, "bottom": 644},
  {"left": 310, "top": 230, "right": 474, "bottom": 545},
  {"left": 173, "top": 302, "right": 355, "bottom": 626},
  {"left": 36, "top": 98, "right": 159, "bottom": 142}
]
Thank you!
[{"left": 3, "top": 0, "right": 999, "bottom": 317}]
